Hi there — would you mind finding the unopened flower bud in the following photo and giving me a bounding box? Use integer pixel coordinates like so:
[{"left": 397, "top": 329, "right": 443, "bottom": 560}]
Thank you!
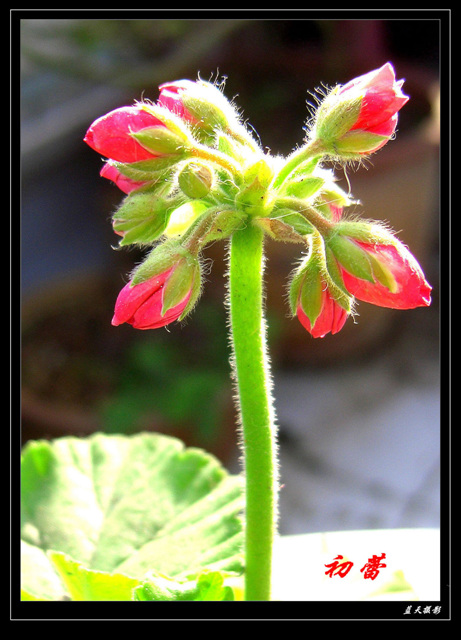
[
  {"left": 328, "top": 223, "right": 432, "bottom": 309},
  {"left": 178, "top": 161, "right": 214, "bottom": 199},
  {"left": 310, "top": 63, "right": 409, "bottom": 157},
  {"left": 291, "top": 259, "right": 351, "bottom": 339},
  {"left": 84, "top": 106, "right": 166, "bottom": 163},
  {"left": 159, "top": 79, "right": 237, "bottom": 135},
  {"left": 289, "top": 233, "right": 352, "bottom": 338},
  {"left": 112, "top": 242, "right": 202, "bottom": 329},
  {"left": 111, "top": 191, "right": 171, "bottom": 246}
]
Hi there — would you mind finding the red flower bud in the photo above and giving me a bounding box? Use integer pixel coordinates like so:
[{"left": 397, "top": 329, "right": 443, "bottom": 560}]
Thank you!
[
  {"left": 339, "top": 63, "right": 409, "bottom": 141},
  {"left": 313, "top": 62, "right": 409, "bottom": 156},
  {"left": 111, "top": 268, "right": 191, "bottom": 330},
  {"left": 84, "top": 106, "right": 165, "bottom": 163},
  {"left": 158, "top": 78, "right": 234, "bottom": 134},
  {"left": 157, "top": 80, "right": 198, "bottom": 123},
  {"left": 297, "top": 287, "right": 349, "bottom": 339},
  {"left": 339, "top": 240, "right": 432, "bottom": 309}
]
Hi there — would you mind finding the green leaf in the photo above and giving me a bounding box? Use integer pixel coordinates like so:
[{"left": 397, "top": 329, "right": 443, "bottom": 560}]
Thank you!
[
  {"left": 48, "top": 551, "right": 140, "bottom": 601},
  {"left": 21, "top": 432, "right": 244, "bottom": 601},
  {"left": 133, "top": 569, "right": 236, "bottom": 601}
]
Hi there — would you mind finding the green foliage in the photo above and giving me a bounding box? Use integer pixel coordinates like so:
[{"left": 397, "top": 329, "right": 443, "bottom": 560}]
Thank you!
[{"left": 21, "top": 432, "right": 244, "bottom": 601}]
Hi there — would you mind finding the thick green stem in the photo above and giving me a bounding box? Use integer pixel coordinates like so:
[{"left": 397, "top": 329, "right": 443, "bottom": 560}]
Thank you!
[{"left": 228, "top": 220, "right": 277, "bottom": 601}]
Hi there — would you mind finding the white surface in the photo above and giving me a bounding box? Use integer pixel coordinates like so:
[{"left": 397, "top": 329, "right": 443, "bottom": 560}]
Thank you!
[{"left": 271, "top": 528, "right": 440, "bottom": 601}]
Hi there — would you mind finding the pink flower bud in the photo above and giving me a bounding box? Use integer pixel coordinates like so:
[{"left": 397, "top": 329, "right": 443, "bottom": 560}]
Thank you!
[
  {"left": 339, "top": 63, "right": 409, "bottom": 140},
  {"left": 313, "top": 62, "right": 409, "bottom": 155},
  {"left": 339, "top": 240, "right": 432, "bottom": 309},
  {"left": 297, "top": 287, "right": 349, "bottom": 339},
  {"left": 157, "top": 80, "right": 198, "bottom": 123},
  {"left": 159, "top": 78, "right": 233, "bottom": 134},
  {"left": 84, "top": 106, "right": 165, "bottom": 163},
  {"left": 111, "top": 268, "right": 191, "bottom": 330}
]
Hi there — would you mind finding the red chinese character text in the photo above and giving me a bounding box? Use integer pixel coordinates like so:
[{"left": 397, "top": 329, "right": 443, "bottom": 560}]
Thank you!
[
  {"left": 360, "top": 553, "right": 387, "bottom": 580},
  {"left": 324, "top": 555, "right": 354, "bottom": 578}
]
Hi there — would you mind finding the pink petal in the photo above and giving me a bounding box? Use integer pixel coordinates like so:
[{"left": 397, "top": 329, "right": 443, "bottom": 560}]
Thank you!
[
  {"left": 297, "top": 290, "right": 349, "bottom": 338},
  {"left": 100, "top": 163, "right": 147, "bottom": 194},
  {"left": 84, "top": 106, "right": 164, "bottom": 163},
  {"left": 157, "top": 80, "right": 197, "bottom": 123},
  {"left": 112, "top": 271, "right": 171, "bottom": 326}
]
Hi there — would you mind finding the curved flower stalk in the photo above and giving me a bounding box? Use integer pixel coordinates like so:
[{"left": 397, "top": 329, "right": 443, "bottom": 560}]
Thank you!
[{"left": 84, "top": 63, "right": 431, "bottom": 600}]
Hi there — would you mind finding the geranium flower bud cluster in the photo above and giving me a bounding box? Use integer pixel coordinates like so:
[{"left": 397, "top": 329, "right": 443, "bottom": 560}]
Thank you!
[{"left": 84, "top": 63, "right": 431, "bottom": 336}]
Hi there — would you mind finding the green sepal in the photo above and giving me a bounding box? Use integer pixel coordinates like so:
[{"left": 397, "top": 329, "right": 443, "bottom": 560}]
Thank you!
[
  {"left": 332, "top": 220, "right": 399, "bottom": 292},
  {"left": 323, "top": 244, "right": 354, "bottom": 311},
  {"left": 178, "top": 264, "right": 204, "bottom": 321},
  {"left": 112, "top": 192, "right": 172, "bottom": 246},
  {"left": 201, "top": 208, "right": 247, "bottom": 244},
  {"left": 130, "top": 239, "right": 188, "bottom": 286},
  {"left": 367, "top": 252, "right": 399, "bottom": 293},
  {"left": 334, "top": 130, "right": 389, "bottom": 154},
  {"left": 131, "top": 126, "right": 189, "bottom": 156},
  {"left": 327, "top": 233, "right": 375, "bottom": 283},
  {"left": 298, "top": 263, "right": 324, "bottom": 327},
  {"left": 161, "top": 255, "right": 200, "bottom": 316},
  {"left": 288, "top": 255, "right": 312, "bottom": 315},
  {"left": 335, "top": 220, "right": 396, "bottom": 244},
  {"left": 283, "top": 175, "right": 325, "bottom": 200},
  {"left": 112, "top": 156, "right": 186, "bottom": 180},
  {"left": 217, "top": 132, "right": 244, "bottom": 160},
  {"left": 314, "top": 89, "right": 363, "bottom": 142},
  {"left": 138, "top": 102, "right": 195, "bottom": 141},
  {"left": 181, "top": 90, "right": 230, "bottom": 134}
]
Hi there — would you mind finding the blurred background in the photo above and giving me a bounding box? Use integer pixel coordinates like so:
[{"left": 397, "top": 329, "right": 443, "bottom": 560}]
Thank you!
[{"left": 20, "top": 16, "right": 441, "bottom": 536}]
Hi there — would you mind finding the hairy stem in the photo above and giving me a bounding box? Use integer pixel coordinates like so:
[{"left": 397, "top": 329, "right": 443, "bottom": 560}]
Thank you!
[
  {"left": 228, "top": 220, "right": 278, "bottom": 601},
  {"left": 271, "top": 139, "right": 325, "bottom": 190}
]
